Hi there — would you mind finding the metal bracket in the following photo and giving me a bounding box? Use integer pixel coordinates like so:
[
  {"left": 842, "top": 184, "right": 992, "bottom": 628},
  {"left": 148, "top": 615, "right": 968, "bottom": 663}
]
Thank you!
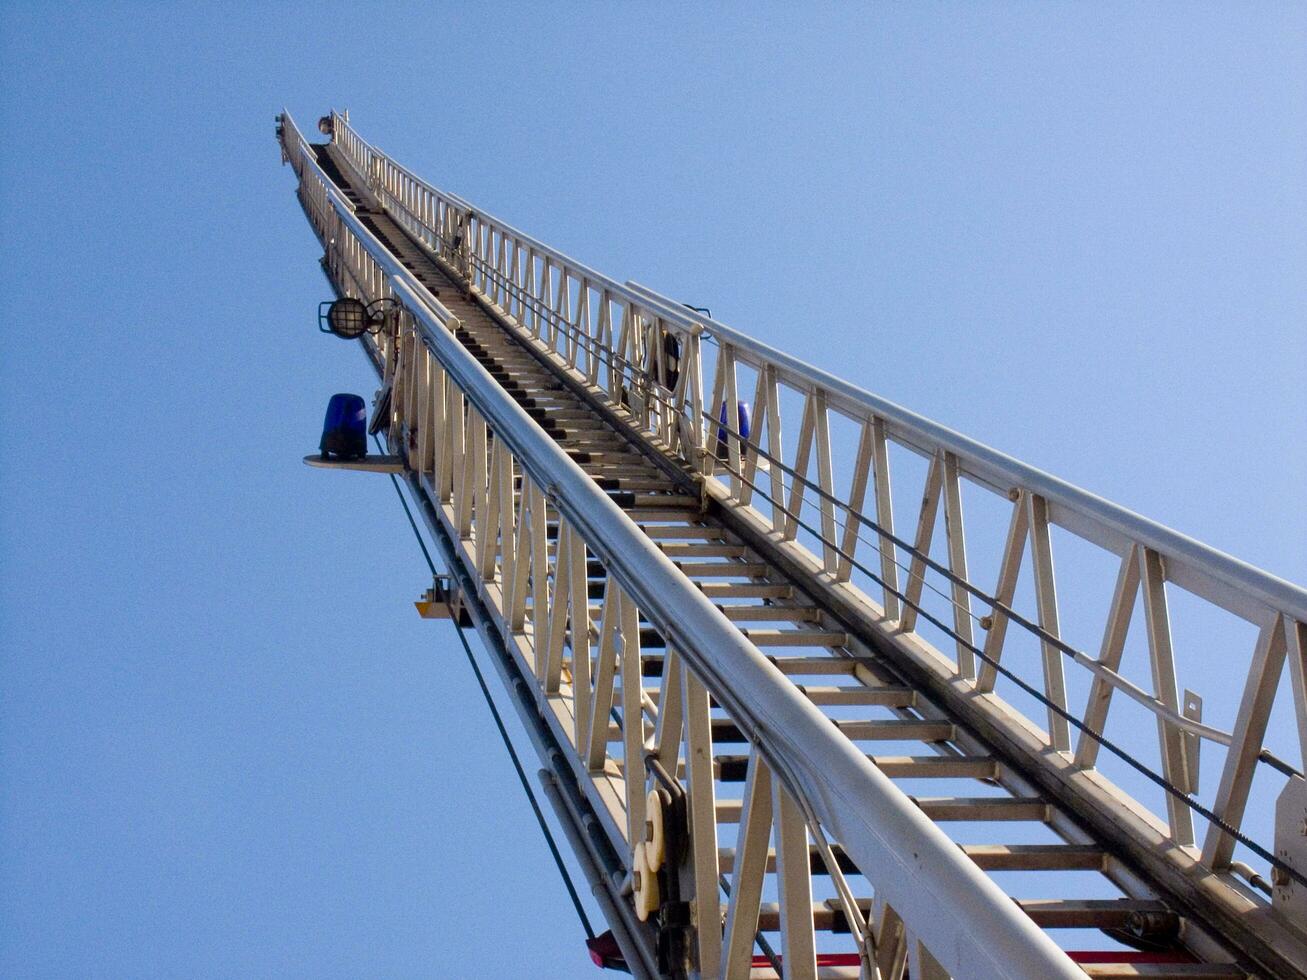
[
  {"left": 1182, "top": 689, "right": 1203, "bottom": 793},
  {"left": 415, "top": 575, "right": 470, "bottom": 624}
]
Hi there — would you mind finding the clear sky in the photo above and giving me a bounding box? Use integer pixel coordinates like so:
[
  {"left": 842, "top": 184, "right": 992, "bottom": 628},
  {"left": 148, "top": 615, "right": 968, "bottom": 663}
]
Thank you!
[{"left": 1, "top": 3, "right": 1303, "bottom": 977}]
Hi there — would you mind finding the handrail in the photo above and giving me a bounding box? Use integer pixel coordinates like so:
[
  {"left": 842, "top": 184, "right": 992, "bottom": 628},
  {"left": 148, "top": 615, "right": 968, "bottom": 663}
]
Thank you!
[
  {"left": 626, "top": 280, "right": 1307, "bottom": 626},
  {"left": 286, "top": 112, "right": 1084, "bottom": 980}
]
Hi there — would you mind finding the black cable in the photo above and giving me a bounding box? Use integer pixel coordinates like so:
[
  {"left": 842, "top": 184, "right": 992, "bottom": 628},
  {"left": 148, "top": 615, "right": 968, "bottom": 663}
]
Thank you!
[
  {"left": 704, "top": 407, "right": 1304, "bottom": 780},
  {"left": 375, "top": 436, "right": 596, "bottom": 939},
  {"left": 713, "top": 452, "right": 1307, "bottom": 889},
  {"left": 460, "top": 240, "right": 1298, "bottom": 791},
  {"left": 445, "top": 604, "right": 597, "bottom": 941},
  {"left": 377, "top": 438, "right": 437, "bottom": 576}
]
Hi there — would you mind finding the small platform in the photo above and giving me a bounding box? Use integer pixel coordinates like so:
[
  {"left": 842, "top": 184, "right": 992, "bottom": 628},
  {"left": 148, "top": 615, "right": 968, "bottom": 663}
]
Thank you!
[{"left": 303, "top": 453, "right": 406, "bottom": 473}]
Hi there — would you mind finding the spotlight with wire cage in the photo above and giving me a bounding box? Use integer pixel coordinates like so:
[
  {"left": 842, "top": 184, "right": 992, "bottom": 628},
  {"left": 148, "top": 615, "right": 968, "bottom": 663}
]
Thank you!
[
  {"left": 319, "top": 297, "right": 369, "bottom": 338},
  {"left": 318, "top": 297, "right": 400, "bottom": 340}
]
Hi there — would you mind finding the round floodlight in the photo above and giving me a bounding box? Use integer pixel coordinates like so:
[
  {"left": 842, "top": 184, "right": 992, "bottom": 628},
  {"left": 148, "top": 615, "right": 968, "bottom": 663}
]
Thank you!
[
  {"left": 317, "top": 115, "right": 334, "bottom": 137},
  {"left": 325, "top": 297, "right": 370, "bottom": 339}
]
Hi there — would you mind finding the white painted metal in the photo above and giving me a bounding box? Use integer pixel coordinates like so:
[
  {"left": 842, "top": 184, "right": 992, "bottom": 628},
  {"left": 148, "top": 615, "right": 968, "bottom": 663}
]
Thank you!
[
  {"left": 280, "top": 109, "right": 1307, "bottom": 977},
  {"left": 282, "top": 111, "right": 1085, "bottom": 979}
]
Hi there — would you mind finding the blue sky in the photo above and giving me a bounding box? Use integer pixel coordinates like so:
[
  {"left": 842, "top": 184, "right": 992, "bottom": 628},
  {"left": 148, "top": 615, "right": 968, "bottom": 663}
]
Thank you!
[{"left": 1, "top": 3, "right": 1303, "bottom": 977}]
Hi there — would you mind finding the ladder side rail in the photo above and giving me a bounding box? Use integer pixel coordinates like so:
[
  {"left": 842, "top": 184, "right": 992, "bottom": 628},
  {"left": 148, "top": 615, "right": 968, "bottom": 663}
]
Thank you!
[{"left": 284, "top": 120, "right": 1084, "bottom": 980}]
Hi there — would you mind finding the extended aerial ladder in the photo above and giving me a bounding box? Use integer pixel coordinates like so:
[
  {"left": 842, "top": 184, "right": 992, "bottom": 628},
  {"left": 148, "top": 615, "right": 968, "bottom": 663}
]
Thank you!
[{"left": 277, "top": 109, "right": 1307, "bottom": 979}]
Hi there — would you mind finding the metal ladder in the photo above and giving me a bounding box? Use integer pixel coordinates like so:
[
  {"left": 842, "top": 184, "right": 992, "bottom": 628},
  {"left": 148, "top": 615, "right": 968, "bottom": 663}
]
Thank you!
[{"left": 278, "top": 110, "right": 1307, "bottom": 980}]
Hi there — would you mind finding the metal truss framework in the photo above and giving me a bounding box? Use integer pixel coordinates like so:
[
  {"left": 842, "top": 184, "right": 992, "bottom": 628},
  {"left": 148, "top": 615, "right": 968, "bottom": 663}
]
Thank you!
[{"left": 278, "top": 110, "right": 1307, "bottom": 979}]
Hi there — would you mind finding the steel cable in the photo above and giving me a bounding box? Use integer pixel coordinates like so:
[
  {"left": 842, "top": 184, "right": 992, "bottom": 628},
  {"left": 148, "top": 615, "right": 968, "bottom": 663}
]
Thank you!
[
  {"left": 376, "top": 436, "right": 597, "bottom": 940},
  {"left": 710, "top": 451, "right": 1307, "bottom": 889}
]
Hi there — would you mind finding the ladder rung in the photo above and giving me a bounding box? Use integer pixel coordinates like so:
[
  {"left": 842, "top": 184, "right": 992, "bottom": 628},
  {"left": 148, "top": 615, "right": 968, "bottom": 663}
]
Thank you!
[
  {"left": 741, "top": 628, "right": 848, "bottom": 648},
  {"left": 569, "top": 450, "right": 641, "bottom": 464},
  {"left": 638, "top": 524, "right": 722, "bottom": 539},
  {"left": 1079, "top": 964, "right": 1245, "bottom": 979},
  {"left": 674, "top": 561, "right": 771, "bottom": 578},
  {"left": 869, "top": 755, "right": 996, "bottom": 778},
  {"left": 911, "top": 796, "right": 1050, "bottom": 822},
  {"left": 835, "top": 719, "right": 955, "bottom": 741},
  {"left": 593, "top": 477, "right": 676, "bottom": 492},
  {"left": 625, "top": 494, "right": 698, "bottom": 509},
  {"left": 625, "top": 508, "right": 707, "bottom": 522},
  {"left": 718, "top": 605, "right": 821, "bottom": 623},
  {"left": 1016, "top": 898, "right": 1176, "bottom": 930},
  {"left": 697, "top": 583, "right": 794, "bottom": 599},
  {"left": 657, "top": 542, "right": 749, "bottom": 558},
  {"left": 579, "top": 462, "right": 661, "bottom": 475},
  {"left": 700, "top": 755, "right": 995, "bottom": 782},
  {"left": 961, "top": 843, "right": 1104, "bottom": 871},
  {"left": 766, "top": 655, "right": 856, "bottom": 674},
  {"left": 796, "top": 685, "right": 916, "bottom": 707},
  {"left": 637, "top": 654, "right": 856, "bottom": 678},
  {"left": 754, "top": 898, "right": 1186, "bottom": 943},
  {"left": 725, "top": 841, "right": 1103, "bottom": 877}
]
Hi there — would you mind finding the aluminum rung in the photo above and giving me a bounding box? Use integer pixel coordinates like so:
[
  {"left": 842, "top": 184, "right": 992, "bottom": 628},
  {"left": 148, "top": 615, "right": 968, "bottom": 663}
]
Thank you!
[
  {"left": 523, "top": 409, "right": 598, "bottom": 421},
  {"left": 961, "top": 843, "right": 1105, "bottom": 871},
  {"left": 656, "top": 542, "right": 749, "bottom": 558},
  {"left": 539, "top": 422, "right": 612, "bottom": 436},
  {"left": 636, "top": 655, "right": 854, "bottom": 678},
  {"left": 868, "top": 755, "right": 997, "bottom": 778},
  {"left": 702, "top": 754, "right": 996, "bottom": 781},
  {"left": 739, "top": 628, "right": 848, "bottom": 647},
  {"left": 713, "top": 842, "right": 1101, "bottom": 874},
  {"left": 566, "top": 450, "right": 640, "bottom": 463},
  {"left": 673, "top": 561, "right": 772, "bottom": 578},
  {"left": 752, "top": 897, "right": 1179, "bottom": 936},
  {"left": 1016, "top": 898, "right": 1177, "bottom": 930},
  {"left": 716, "top": 605, "right": 821, "bottom": 623},
  {"left": 711, "top": 661, "right": 852, "bottom": 674},
  {"left": 575, "top": 459, "right": 661, "bottom": 471},
  {"left": 592, "top": 477, "right": 678, "bottom": 492},
  {"left": 637, "top": 524, "right": 723, "bottom": 539},
  {"left": 696, "top": 582, "right": 794, "bottom": 599},
  {"left": 617, "top": 494, "right": 698, "bottom": 509},
  {"left": 1079, "top": 965, "right": 1245, "bottom": 979},
  {"left": 795, "top": 684, "right": 916, "bottom": 706},
  {"left": 910, "top": 796, "right": 1051, "bottom": 821},
  {"left": 834, "top": 718, "right": 955, "bottom": 741},
  {"left": 621, "top": 508, "right": 708, "bottom": 522},
  {"left": 764, "top": 655, "right": 856, "bottom": 673},
  {"left": 557, "top": 437, "right": 628, "bottom": 451}
]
